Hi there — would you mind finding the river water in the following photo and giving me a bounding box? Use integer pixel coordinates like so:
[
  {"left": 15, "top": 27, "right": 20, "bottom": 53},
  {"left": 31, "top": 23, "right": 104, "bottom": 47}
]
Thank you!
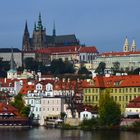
[{"left": 0, "top": 127, "right": 140, "bottom": 140}]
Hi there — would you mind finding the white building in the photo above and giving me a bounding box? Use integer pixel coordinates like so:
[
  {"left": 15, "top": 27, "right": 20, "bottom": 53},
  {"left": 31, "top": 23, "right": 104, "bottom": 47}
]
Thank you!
[
  {"left": 92, "top": 38, "right": 139, "bottom": 70},
  {"left": 24, "top": 92, "right": 42, "bottom": 124},
  {"left": 40, "top": 97, "right": 65, "bottom": 125},
  {"left": 125, "top": 96, "right": 140, "bottom": 118},
  {"left": 80, "top": 110, "right": 92, "bottom": 121},
  {"left": 0, "top": 48, "right": 22, "bottom": 67}
]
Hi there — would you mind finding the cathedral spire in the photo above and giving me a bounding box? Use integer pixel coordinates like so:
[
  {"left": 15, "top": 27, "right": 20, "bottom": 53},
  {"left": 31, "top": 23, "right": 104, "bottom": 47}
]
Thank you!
[
  {"left": 34, "top": 22, "right": 36, "bottom": 31},
  {"left": 123, "top": 36, "right": 129, "bottom": 52},
  {"left": 131, "top": 39, "right": 136, "bottom": 52},
  {"left": 24, "top": 20, "right": 29, "bottom": 33},
  {"left": 37, "top": 12, "right": 43, "bottom": 30},
  {"left": 53, "top": 21, "right": 56, "bottom": 36}
]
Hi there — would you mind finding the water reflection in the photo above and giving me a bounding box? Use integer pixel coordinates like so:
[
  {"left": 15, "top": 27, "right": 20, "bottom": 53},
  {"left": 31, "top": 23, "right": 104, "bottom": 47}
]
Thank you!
[{"left": 0, "top": 127, "right": 140, "bottom": 140}]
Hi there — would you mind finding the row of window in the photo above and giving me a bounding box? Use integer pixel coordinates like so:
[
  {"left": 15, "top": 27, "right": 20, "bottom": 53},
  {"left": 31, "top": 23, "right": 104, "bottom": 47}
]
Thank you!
[
  {"left": 42, "top": 107, "right": 59, "bottom": 112},
  {"left": 32, "top": 107, "right": 60, "bottom": 112},
  {"left": 28, "top": 99, "right": 61, "bottom": 105},
  {"left": 84, "top": 87, "right": 140, "bottom": 94},
  {"left": 84, "top": 95, "right": 138, "bottom": 103}
]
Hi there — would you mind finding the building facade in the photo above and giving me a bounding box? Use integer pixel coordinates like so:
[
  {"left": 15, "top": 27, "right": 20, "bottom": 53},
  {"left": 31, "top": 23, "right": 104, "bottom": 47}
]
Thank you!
[
  {"left": 83, "top": 75, "right": 140, "bottom": 112},
  {"left": 92, "top": 38, "right": 139, "bottom": 70}
]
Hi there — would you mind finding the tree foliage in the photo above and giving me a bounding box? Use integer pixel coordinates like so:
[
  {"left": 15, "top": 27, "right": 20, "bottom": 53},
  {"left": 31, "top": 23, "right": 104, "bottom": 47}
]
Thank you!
[
  {"left": 0, "top": 57, "right": 10, "bottom": 77},
  {"left": 95, "top": 62, "right": 106, "bottom": 75},
  {"left": 78, "top": 66, "right": 92, "bottom": 78},
  {"left": 10, "top": 94, "right": 30, "bottom": 117},
  {"left": 99, "top": 90, "right": 121, "bottom": 126},
  {"left": 50, "top": 59, "right": 75, "bottom": 75}
]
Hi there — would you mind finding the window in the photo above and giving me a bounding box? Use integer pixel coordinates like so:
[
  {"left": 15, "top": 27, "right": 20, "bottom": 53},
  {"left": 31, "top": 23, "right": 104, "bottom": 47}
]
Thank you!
[
  {"left": 36, "top": 107, "right": 38, "bottom": 111},
  {"left": 92, "top": 96, "right": 94, "bottom": 101},
  {"left": 119, "top": 96, "right": 121, "bottom": 101},
  {"left": 119, "top": 89, "right": 121, "bottom": 93},
  {"left": 126, "top": 96, "right": 128, "bottom": 101},
  {"left": 96, "top": 89, "right": 98, "bottom": 93}
]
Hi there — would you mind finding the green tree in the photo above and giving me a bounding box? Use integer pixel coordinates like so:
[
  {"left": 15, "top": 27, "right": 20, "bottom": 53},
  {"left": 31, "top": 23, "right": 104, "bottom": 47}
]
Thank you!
[
  {"left": 112, "top": 61, "right": 120, "bottom": 72},
  {"left": 0, "top": 57, "right": 10, "bottom": 77},
  {"left": 78, "top": 66, "right": 92, "bottom": 78},
  {"left": 99, "top": 90, "right": 121, "bottom": 126},
  {"left": 50, "top": 59, "right": 75, "bottom": 75},
  {"left": 24, "top": 57, "right": 38, "bottom": 71},
  {"left": 10, "top": 94, "right": 30, "bottom": 117},
  {"left": 95, "top": 62, "right": 106, "bottom": 75}
]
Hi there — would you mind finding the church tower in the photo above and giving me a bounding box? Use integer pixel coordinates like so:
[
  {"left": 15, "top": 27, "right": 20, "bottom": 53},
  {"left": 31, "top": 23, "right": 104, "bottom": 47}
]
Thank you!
[
  {"left": 32, "top": 13, "right": 47, "bottom": 50},
  {"left": 7, "top": 48, "right": 17, "bottom": 79},
  {"left": 22, "top": 21, "right": 31, "bottom": 51},
  {"left": 131, "top": 39, "right": 136, "bottom": 52},
  {"left": 123, "top": 37, "right": 129, "bottom": 52}
]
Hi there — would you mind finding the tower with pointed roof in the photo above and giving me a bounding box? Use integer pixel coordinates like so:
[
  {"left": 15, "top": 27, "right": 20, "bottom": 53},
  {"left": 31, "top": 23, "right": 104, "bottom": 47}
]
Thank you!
[
  {"left": 123, "top": 37, "right": 129, "bottom": 52},
  {"left": 32, "top": 13, "right": 47, "bottom": 50},
  {"left": 7, "top": 48, "right": 17, "bottom": 79},
  {"left": 131, "top": 39, "right": 136, "bottom": 52},
  {"left": 53, "top": 21, "right": 56, "bottom": 37},
  {"left": 22, "top": 21, "right": 31, "bottom": 51}
]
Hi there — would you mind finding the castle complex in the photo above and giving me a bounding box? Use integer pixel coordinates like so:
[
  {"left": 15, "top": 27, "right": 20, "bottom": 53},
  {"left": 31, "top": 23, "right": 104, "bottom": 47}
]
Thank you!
[{"left": 22, "top": 13, "right": 79, "bottom": 51}]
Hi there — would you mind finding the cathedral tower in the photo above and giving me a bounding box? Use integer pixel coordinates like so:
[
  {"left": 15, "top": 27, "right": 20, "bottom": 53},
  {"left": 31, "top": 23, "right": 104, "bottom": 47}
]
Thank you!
[
  {"left": 32, "top": 13, "right": 47, "bottom": 50},
  {"left": 22, "top": 21, "right": 31, "bottom": 51},
  {"left": 123, "top": 37, "right": 129, "bottom": 52},
  {"left": 131, "top": 39, "right": 136, "bottom": 52}
]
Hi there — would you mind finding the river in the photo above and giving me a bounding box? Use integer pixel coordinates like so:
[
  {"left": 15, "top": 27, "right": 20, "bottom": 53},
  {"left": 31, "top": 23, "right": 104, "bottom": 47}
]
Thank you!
[{"left": 0, "top": 127, "right": 140, "bottom": 140}]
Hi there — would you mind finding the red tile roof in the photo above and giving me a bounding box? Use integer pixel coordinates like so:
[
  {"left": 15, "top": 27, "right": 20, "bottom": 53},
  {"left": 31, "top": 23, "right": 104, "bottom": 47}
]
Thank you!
[
  {"left": 83, "top": 75, "right": 140, "bottom": 88},
  {"left": 100, "top": 51, "right": 140, "bottom": 57},
  {"left": 127, "top": 96, "right": 140, "bottom": 108},
  {"left": 79, "top": 46, "right": 98, "bottom": 53},
  {"left": 36, "top": 46, "right": 98, "bottom": 54},
  {"left": 0, "top": 103, "right": 20, "bottom": 116}
]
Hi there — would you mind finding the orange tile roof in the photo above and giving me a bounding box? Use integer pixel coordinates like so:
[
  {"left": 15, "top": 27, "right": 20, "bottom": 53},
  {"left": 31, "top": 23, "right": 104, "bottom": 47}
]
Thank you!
[
  {"left": 36, "top": 46, "right": 98, "bottom": 54},
  {"left": 83, "top": 75, "right": 140, "bottom": 88},
  {"left": 79, "top": 46, "right": 98, "bottom": 53},
  {"left": 100, "top": 51, "right": 140, "bottom": 57},
  {"left": 127, "top": 96, "right": 140, "bottom": 108}
]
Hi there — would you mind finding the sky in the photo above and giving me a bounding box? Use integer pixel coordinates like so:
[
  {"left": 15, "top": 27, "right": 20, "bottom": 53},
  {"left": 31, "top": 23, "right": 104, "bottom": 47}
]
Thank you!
[{"left": 0, "top": 0, "right": 140, "bottom": 52}]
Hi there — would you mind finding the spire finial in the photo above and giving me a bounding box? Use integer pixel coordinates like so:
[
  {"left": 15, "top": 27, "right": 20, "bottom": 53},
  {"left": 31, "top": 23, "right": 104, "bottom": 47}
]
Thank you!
[
  {"left": 24, "top": 20, "right": 29, "bottom": 33},
  {"left": 53, "top": 20, "right": 56, "bottom": 36},
  {"left": 34, "top": 22, "right": 36, "bottom": 31},
  {"left": 37, "top": 12, "right": 43, "bottom": 30}
]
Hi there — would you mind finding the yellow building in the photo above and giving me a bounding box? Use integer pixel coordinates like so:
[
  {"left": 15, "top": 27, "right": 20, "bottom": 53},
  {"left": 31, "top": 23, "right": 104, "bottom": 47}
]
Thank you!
[{"left": 83, "top": 75, "right": 140, "bottom": 112}]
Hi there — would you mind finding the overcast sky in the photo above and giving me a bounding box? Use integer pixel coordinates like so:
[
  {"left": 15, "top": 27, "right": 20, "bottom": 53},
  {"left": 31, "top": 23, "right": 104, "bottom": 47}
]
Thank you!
[{"left": 0, "top": 0, "right": 140, "bottom": 52}]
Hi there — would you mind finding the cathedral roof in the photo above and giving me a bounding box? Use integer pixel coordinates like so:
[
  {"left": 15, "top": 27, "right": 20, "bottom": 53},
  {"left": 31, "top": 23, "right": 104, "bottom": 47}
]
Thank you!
[{"left": 54, "top": 34, "right": 78, "bottom": 44}]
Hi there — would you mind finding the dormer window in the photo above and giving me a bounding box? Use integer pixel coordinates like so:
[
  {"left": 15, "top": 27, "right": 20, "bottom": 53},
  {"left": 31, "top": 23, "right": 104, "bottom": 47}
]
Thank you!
[{"left": 114, "top": 81, "right": 121, "bottom": 86}]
